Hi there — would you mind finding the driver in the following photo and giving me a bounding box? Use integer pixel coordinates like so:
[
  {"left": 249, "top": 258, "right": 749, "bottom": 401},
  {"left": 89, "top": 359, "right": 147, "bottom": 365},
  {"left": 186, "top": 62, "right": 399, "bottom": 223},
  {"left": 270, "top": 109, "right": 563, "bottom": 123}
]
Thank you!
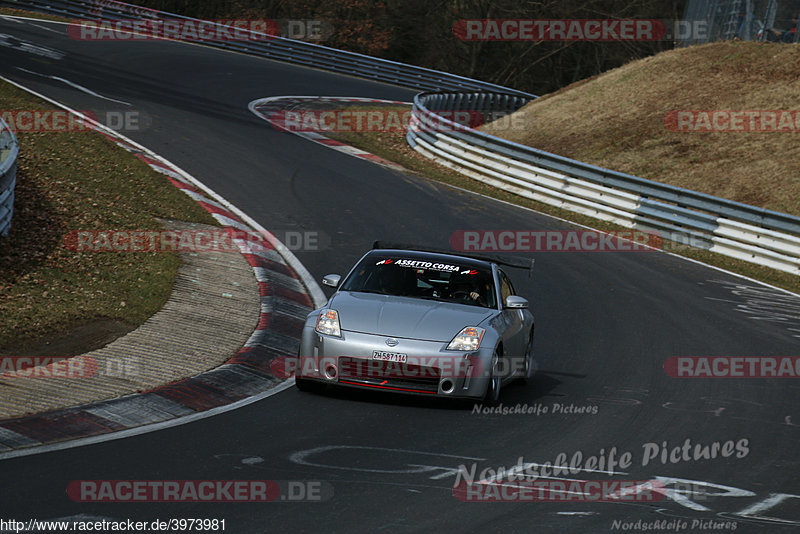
[
  {"left": 372, "top": 266, "right": 414, "bottom": 295},
  {"left": 448, "top": 273, "right": 482, "bottom": 304},
  {"left": 374, "top": 267, "right": 398, "bottom": 293}
]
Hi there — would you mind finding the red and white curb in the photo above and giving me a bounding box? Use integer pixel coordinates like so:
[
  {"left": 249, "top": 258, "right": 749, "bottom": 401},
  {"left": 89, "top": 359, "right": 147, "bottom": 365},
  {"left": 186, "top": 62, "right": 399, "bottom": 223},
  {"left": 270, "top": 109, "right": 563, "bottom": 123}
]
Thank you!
[
  {"left": 0, "top": 76, "right": 324, "bottom": 458},
  {"left": 249, "top": 95, "right": 410, "bottom": 171}
]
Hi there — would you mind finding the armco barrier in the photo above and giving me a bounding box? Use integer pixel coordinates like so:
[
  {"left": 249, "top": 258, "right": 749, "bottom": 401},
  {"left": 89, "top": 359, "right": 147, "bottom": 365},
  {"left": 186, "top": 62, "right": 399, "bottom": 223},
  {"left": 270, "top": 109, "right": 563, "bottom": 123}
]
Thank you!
[
  {"left": 407, "top": 92, "right": 800, "bottom": 275},
  {"left": 0, "top": 117, "right": 18, "bottom": 236},
  {"left": 0, "top": 0, "right": 533, "bottom": 98}
]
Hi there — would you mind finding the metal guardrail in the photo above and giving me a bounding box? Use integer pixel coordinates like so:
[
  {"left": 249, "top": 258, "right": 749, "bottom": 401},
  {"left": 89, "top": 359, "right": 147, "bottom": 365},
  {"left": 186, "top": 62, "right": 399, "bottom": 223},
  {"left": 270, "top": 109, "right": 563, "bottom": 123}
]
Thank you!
[
  {"left": 0, "top": 117, "right": 18, "bottom": 236},
  {"left": 408, "top": 92, "right": 800, "bottom": 275},
  {"left": 0, "top": 0, "right": 534, "bottom": 98}
]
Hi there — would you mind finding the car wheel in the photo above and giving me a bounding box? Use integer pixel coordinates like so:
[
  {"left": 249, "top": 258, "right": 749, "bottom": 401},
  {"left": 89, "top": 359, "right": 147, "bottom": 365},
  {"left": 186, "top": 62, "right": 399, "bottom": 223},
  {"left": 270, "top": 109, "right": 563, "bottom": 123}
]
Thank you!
[
  {"left": 520, "top": 330, "right": 535, "bottom": 384},
  {"left": 295, "top": 377, "right": 318, "bottom": 392},
  {"left": 483, "top": 350, "right": 502, "bottom": 406}
]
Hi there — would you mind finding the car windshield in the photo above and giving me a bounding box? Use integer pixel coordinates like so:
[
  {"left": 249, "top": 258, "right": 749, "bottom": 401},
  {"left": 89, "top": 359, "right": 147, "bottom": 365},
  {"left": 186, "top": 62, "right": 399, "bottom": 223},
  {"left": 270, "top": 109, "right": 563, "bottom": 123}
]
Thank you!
[{"left": 340, "top": 256, "right": 497, "bottom": 308}]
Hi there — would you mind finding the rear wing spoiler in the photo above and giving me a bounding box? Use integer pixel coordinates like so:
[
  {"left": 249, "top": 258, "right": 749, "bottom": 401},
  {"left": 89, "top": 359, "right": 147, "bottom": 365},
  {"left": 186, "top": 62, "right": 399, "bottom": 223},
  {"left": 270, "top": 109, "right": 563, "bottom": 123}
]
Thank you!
[{"left": 372, "top": 241, "right": 535, "bottom": 277}]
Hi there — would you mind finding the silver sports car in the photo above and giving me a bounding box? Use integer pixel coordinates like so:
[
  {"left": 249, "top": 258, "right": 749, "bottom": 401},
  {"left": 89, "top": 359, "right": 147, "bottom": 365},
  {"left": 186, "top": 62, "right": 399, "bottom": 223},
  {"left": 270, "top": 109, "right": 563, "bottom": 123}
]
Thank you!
[{"left": 295, "top": 243, "right": 536, "bottom": 404}]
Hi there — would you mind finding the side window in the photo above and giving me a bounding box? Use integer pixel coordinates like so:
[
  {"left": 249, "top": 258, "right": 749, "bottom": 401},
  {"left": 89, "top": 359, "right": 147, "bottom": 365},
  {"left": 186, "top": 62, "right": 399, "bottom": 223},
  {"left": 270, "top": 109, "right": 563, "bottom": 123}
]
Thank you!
[{"left": 499, "top": 270, "right": 515, "bottom": 304}]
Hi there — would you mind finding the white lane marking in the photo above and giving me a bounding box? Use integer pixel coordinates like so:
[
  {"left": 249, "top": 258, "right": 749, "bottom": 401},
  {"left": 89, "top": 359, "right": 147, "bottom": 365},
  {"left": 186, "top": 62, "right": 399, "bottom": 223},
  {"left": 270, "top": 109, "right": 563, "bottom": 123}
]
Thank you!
[
  {"left": 0, "top": 32, "right": 64, "bottom": 59},
  {"left": 703, "top": 279, "right": 800, "bottom": 338},
  {"left": 704, "top": 297, "right": 800, "bottom": 317},
  {"left": 325, "top": 144, "right": 368, "bottom": 155},
  {"left": 556, "top": 512, "right": 597, "bottom": 516},
  {"left": 734, "top": 493, "right": 800, "bottom": 525},
  {"left": 736, "top": 493, "right": 792, "bottom": 516},
  {"left": 15, "top": 67, "right": 132, "bottom": 106},
  {"left": 418, "top": 466, "right": 469, "bottom": 480},
  {"left": 0, "top": 380, "right": 295, "bottom": 461},
  {"left": 28, "top": 22, "right": 63, "bottom": 35},
  {"left": 650, "top": 476, "right": 756, "bottom": 513},
  {"left": 290, "top": 445, "right": 485, "bottom": 474},
  {"left": 0, "top": 15, "right": 63, "bottom": 24},
  {"left": 0, "top": 15, "right": 23, "bottom": 24}
]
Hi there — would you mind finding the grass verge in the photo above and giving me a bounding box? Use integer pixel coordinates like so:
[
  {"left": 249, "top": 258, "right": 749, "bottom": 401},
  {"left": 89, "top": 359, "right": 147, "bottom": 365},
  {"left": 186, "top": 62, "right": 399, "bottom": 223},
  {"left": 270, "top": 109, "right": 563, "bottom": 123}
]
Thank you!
[
  {"left": 0, "top": 7, "right": 72, "bottom": 22},
  {"left": 0, "top": 80, "right": 217, "bottom": 349}
]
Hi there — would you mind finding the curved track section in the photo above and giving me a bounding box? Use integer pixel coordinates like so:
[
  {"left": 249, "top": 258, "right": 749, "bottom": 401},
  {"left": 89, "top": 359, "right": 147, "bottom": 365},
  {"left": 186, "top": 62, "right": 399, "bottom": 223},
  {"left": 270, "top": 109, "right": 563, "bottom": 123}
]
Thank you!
[{"left": 0, "top": 17, "right": 798, "bottom": 533}]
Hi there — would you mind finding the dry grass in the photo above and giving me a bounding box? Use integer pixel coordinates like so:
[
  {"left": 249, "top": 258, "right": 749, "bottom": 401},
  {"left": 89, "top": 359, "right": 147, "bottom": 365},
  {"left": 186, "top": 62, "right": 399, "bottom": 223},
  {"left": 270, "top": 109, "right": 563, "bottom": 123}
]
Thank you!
[
  {"left": 0, "top": 81, "right": 217, "bottom": 348},
  {"left": 485, "top": 41, "right": 800, "bottom": 217},
  {"left": 0, "top": 7, "right": 71, "bottom": 22}
]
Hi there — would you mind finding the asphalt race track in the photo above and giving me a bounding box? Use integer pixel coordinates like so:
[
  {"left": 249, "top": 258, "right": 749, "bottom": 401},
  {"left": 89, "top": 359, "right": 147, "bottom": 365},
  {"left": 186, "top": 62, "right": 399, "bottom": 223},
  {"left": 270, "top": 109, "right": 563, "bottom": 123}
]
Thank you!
[{"left": 1, "top": 18, "right": 799, "bottom": 533}]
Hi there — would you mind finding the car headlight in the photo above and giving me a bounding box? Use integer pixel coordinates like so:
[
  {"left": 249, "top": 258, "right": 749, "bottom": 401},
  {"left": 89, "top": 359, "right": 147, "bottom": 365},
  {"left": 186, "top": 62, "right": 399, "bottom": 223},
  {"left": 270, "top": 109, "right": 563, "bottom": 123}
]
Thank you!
[
  {"left": 447, "top": 326, "right": 485, "bottom": 351},
  {"left": 315, "top": 309, "right": 341, "bottom": 337}
]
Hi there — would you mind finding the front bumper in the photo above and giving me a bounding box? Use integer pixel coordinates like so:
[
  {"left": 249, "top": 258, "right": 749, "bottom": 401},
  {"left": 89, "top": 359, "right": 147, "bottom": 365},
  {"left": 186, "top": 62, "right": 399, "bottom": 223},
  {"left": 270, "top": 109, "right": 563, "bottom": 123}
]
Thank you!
[{"left": 297, "top": 324, "right": 494, "bottom": 398}]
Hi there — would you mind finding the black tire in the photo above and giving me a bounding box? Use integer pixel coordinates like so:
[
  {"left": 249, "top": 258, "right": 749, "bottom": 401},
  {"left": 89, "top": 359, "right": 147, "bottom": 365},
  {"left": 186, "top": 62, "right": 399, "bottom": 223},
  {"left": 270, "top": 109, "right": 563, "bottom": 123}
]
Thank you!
[
  {"left": 483, "top": 350, "right": 503, "bottom": 406},
  {"left": 295, "top": 376, "right": 319, "bottom": 392},
  {"left": 520, "top": 330, "right": 535, "bottom": 385}
]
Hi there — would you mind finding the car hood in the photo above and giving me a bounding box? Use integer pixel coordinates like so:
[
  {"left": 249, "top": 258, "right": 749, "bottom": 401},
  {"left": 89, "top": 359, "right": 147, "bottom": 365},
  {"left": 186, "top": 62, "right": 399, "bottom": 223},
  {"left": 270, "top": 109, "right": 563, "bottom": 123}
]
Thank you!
[{"left": 330, "top": 291, "right": 496, "bottom": 342}]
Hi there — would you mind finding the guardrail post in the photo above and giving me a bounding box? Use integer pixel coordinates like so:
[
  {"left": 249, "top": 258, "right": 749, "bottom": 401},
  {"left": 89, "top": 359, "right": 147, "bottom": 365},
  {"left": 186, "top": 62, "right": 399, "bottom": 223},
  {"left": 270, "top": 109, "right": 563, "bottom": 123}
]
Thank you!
[{"left": 0, "top": 117, "right": 19, "bottom": 237}]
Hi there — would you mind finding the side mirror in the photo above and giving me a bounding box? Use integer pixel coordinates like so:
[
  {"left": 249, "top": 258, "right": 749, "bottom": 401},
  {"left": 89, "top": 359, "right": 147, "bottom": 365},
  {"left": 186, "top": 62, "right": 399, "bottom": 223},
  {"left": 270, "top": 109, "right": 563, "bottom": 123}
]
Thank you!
[
  {"left": 322, "top": 274, "right": 341, "bottom": 288},
  {"left": 505, "top": 295, "right": 528, "bottom": 309}
]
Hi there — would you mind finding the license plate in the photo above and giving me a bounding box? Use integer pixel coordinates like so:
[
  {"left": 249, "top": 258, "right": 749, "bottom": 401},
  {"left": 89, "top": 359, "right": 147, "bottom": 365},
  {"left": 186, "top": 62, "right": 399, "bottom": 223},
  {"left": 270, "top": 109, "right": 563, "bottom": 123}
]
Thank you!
[{"left": 372, "top": 351, "right": 407, "bottom": 363}]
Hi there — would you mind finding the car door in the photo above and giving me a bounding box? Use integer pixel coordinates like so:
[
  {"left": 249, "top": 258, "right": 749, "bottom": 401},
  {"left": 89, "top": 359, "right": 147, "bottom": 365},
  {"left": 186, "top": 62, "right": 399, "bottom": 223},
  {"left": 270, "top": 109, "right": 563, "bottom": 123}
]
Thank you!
[{"left": 497, "top": 269, "right": 527, "bottom": 376}]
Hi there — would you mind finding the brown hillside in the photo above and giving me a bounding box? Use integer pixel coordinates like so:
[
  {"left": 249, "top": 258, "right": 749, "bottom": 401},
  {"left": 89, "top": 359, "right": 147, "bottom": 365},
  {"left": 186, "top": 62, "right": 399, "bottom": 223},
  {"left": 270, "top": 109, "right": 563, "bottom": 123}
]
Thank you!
[{"left": 483, "top": 41, "right": 800, "bottom": 217}]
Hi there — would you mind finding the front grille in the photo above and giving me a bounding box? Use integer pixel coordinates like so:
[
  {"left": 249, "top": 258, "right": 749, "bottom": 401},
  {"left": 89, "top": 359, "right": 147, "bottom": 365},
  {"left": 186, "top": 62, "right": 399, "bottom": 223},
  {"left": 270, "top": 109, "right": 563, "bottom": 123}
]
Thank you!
[{"left": 338, "top": 357, "right": 441, "bottom": 393}]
